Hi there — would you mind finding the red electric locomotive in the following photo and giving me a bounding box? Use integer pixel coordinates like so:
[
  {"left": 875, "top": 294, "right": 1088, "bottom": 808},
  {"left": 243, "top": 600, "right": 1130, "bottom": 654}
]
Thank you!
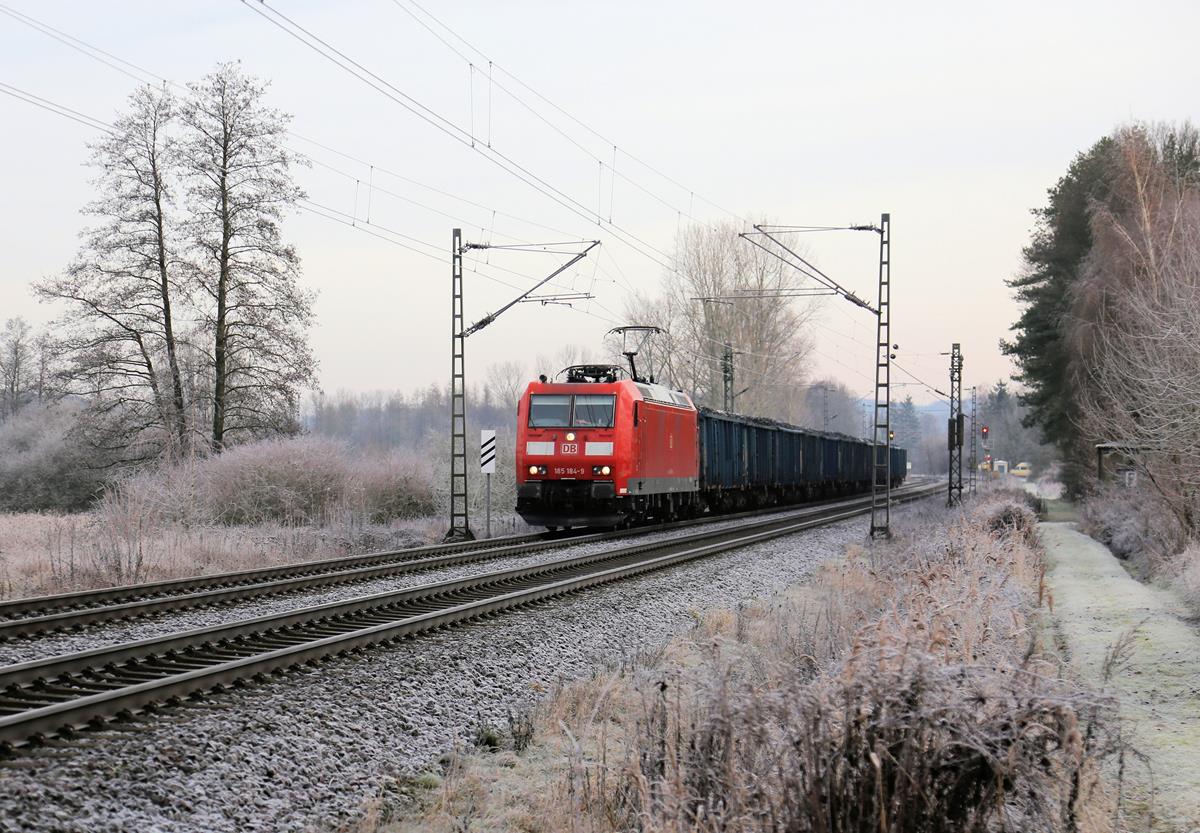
[{"left": 515, "top": 365, "right": 698, "bottom": 528}]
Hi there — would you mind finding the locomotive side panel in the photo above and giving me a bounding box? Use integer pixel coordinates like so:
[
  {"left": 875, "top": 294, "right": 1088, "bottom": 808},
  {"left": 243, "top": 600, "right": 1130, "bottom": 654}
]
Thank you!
[{"left": 627, "top": 399, "right": 699, "bottom": 495}]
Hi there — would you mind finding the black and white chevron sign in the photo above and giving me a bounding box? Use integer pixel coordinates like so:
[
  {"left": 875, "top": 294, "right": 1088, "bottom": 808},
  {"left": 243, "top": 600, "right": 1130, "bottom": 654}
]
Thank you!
[{"left": 480, "top": 429, "right": 497, "bottom": 474}]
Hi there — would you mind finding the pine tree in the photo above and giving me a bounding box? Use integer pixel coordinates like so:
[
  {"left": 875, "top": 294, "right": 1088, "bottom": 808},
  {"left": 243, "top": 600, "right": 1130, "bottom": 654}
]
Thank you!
[
  {"left": 891, "top": 395, "right": 920, "bottom": 450},
  {"left": 1002, "top": 138, "right": 1115, "bottom": 487}
]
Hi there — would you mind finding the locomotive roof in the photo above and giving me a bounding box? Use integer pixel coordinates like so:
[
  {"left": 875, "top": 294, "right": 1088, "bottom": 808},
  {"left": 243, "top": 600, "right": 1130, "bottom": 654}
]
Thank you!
[{"left": 526, "top": 378, "right": 695, "bottom": 409}]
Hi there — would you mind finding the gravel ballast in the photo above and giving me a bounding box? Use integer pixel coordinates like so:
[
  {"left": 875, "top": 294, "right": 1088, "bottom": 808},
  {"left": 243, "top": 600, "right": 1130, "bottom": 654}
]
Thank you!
[
  {"left": 0, "top": 505, "right": 858, "bottom": 667},
  {"left": 0, "top": 509, "right": 907, "bottom": 833}
]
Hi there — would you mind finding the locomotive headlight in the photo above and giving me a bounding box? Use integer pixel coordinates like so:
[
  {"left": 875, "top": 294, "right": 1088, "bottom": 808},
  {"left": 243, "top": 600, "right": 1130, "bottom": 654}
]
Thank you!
[
  {"left": 601, "top": 465, "right": 611, "bottom": 476},
  {"left": 565, "top": 432, "right": 576, "bottom": 442},
  {"left": 528, "top": 465, "right": 538, "bottom": 475}
]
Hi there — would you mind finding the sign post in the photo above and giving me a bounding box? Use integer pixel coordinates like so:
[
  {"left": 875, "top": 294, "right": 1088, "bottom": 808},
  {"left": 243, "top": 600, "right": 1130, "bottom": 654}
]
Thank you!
[{"left": 480, "top": 430, "right": 497, "bottom": 538}]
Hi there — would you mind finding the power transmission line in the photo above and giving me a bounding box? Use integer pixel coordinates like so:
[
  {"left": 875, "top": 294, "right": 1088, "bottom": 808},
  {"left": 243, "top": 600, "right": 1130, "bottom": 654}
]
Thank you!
[
  {"left": 390, "top": 0, "right": 746, "bottom": 226},
  {"left": 0, "top": 2, "right": 634, "bottom": 292},
  {"left": 241, "top": 0, "right": 695, "bottom": 288},
  {"left": 0, "top": 81, "right": 113, "bottom": 133}
]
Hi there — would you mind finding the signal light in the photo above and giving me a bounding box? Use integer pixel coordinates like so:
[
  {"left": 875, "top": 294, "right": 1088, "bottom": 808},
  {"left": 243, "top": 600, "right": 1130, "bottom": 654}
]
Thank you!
[
  {"left": 981, "top": 425, "right": 989, "bottom": 437},
  {"left": 888, "top": 430, "right": 895, "bottom": 441}
]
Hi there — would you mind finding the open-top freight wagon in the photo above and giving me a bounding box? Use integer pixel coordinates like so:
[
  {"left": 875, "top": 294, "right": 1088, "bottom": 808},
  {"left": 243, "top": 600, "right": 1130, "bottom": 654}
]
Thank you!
[{"left": 515, "top": 365, "right": 906, "bottom": 529}]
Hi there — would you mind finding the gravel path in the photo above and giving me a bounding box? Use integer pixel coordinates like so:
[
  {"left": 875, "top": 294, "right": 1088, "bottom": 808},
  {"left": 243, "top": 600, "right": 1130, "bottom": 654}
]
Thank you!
[
  {"left": 0, "top": 509, "right": 895, "bottom": 833},
  {"left": 0, "top": 504, "right": 849, "bottom": 667}
]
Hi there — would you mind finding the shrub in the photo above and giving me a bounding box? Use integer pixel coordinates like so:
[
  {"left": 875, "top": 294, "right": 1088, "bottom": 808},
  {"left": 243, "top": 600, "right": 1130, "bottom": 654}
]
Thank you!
[
  {"left": 102, "top": 435, "right": 439, "bottom": 528},
  {"left": 551, "top": 493, "right": 1119, "bottom": 833},
  {"left": 619, "top": 651, "right": 1109, "bottom": 833},
  {"left": 0, "top": 403, "right": 104, "bottom": 512},
  {"left": 354, "top": 450, "right": 437, "bottom": 522},
  {"left": 1167, "top": 543, "right": 1200, "bottom": 617},
  {"left": 979, "top": 495, "right": 1040, "bottom": 546},
  {"left": 1080, "top": 486, "right": 1187, "bottom": 563},
  {"left": 198, "top": 436, "right": 352, "bottom": 525}
]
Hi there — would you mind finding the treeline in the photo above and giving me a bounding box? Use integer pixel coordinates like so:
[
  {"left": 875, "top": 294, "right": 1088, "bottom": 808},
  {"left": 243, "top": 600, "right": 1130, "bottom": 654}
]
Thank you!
[{"left": 1007, "top": 122, "right": 1200, "bottom": 543}]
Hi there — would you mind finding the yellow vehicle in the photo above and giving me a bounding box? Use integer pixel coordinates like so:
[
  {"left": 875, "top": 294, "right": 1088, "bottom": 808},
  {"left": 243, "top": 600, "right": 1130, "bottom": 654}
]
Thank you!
[{"left": 1011, "top": 462, "right": 1032, "bottom": 478}]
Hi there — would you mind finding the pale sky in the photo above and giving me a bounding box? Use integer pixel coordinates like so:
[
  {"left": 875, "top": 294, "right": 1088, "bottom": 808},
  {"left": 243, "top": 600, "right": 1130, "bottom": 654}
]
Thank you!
[{"left": 3, "top": 1, "right": 1196, "bottom": 404}]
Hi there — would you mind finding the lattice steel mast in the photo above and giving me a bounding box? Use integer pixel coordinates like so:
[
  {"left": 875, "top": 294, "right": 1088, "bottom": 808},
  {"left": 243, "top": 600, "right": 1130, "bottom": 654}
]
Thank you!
[
  {"left": 735, "top": 214, "right": 893, "bottom": 536},
  {"left": 447, "top": 228, "right": 472, "bottom": 541},
  {"left": 947, "top": 342, "right": 964, "bottom": 507},
  {"left": 969, "top": 385, "right": 978, "bottom": 496},
  {"left": 869, "top": 214, "right": 892, "bottom": 537}
]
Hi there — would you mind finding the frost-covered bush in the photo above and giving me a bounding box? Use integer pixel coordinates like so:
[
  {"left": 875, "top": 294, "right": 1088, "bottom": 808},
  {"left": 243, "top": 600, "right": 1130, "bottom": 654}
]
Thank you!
[
  {"left": 1171, "top": 544, "right": 1200, "bottom": 616},
  {"left": 978, "top": 495, "right": 1040, "bottom": 547},
  {"left": 105, "top": 435, "right": 438, "bottom": 527},
  {"left": 198, "top": 436, "right": 351, "bottom": 525},
  {"left": 1080, "top": 486, "right": 1186, "bottom": 563},
  {"left": 0, "top": 403, "right": 103, "bottom": 512},
  {"left": 353, "top": 450, "right": 437, "bottom": 523}
]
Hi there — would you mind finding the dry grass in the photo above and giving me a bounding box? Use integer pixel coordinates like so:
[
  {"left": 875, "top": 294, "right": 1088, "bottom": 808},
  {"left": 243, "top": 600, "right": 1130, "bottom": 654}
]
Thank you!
[
  {"left": 371, "top": 492, "right": 1123, "bottom": 833},
  {"left": 0, "top": 434, "right": 538, "bottom": 600},
  {"left": 0, "top": 510, "right": 446, "bottom": 600}
]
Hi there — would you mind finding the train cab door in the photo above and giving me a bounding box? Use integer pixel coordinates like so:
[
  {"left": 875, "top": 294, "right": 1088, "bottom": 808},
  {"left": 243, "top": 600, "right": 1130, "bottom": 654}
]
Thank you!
[{"left": 632, "top": 400, "right": 643, "bottom": 488}]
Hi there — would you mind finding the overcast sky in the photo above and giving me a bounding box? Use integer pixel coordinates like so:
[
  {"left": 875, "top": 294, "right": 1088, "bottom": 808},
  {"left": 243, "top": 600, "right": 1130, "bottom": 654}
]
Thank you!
[{"left": 3, "top": 1, "right": 1196, "bottom": 404}]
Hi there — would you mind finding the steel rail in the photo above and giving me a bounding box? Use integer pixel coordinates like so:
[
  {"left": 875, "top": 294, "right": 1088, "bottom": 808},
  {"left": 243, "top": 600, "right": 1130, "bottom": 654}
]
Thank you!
[
  {"left": 0, "top": 483, "right": 939, "bottom": 750},
  {"left": 0, "top": 529, "right": 553, "bottom": 621},
  {"left": 0, "top": 481, "right": 937, "bottom": 639}
]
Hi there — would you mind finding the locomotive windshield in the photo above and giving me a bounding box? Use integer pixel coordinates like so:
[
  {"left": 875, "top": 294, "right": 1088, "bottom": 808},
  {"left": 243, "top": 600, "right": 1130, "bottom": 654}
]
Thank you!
[
  {"left": 572, "top": 394, "right": 616, "bottom": 428},
  {"left": 529, "top": 394, "right": 572, "bottom": 427},
  {"left": 527, "top": 394, "right": 616, "bottom": 428}
]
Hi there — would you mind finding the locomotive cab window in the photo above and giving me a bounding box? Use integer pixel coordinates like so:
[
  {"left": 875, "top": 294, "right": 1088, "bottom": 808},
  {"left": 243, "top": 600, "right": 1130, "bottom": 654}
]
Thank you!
[
  {"left": 572, "top": 395, "right": 616, "bottom": 428},
  {"left": 528, "top": 394, "right": 572, "bottom": 427}
]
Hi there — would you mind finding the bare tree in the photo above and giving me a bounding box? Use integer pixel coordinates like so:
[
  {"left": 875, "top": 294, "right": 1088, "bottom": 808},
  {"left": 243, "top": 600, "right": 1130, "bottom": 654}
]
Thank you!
[
  {"left": 486, "top": 360, "right": 529, "bottom": 410},
  {"left": 36, "top": 85, "right": 188, "bottom": 458},
  {"left": 179, "top": 63, "right": 314, "bottom": 450},
  {"left": 796, "top": 378, "right": 869, "bottom": 437},
  {"left": 0, "top": 317, "right": 33, "bottom": 418},
  {"left": 626, "top": 221, "right": 817, "bottom": 419},
  {"left": 1071, "top": 123, "right": 1200, "bottom": 531}
]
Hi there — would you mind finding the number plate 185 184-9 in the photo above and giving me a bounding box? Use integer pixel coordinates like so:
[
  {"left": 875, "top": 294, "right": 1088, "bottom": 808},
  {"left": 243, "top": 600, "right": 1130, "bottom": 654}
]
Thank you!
[{"left": 552, "top": 466, "right": 586, "bottom": 477}]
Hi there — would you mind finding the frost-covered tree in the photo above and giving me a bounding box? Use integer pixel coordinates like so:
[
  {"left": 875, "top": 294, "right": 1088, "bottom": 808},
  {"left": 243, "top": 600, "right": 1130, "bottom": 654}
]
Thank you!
[
  {"left": 180, "top": 62, "right": 315, "bottom": 450},
  {"left": 1071, "top": 124, "right": 1200, "bottom": 531},
  {"left": 0, "top": 317, "right": 34, "bottom": 418},
  {"left": 36, "top": 85, "right": 189, "bottom": 459},
  {"left": 627, "top": 220, "right": 816, "bottom": 421}
]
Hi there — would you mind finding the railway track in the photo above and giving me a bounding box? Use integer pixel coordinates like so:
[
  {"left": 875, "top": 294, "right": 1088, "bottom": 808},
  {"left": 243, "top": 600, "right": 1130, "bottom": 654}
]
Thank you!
[
  {"left": 0, "top": 482, "right": 939, "bottom": 750},
  {"left": 0, "top": 482, "right": 934, "bottom": 639}
]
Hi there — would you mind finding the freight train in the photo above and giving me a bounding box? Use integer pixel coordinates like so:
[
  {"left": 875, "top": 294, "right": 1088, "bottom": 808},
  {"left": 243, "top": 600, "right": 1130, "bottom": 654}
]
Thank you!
[{"left": 515, "top": 365, "right": 907, "bottom": 529}]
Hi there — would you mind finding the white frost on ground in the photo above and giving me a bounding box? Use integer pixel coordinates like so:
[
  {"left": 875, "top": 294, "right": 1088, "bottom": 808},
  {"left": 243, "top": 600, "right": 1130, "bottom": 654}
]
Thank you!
[
  {"left": 1042, "top": 522, "right": 1200, "bottom": 830},
  {"left": 0, "top": 507, "right": 826, "bottom": 667},
  {"left": 0, "top": 510, "right": 910, "bottom": 833}
]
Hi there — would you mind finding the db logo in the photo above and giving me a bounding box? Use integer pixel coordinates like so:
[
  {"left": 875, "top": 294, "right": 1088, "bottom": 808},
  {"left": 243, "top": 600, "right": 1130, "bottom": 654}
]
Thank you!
[{"left": 560, "top": 443, "right": 579, "bottom": 454}]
